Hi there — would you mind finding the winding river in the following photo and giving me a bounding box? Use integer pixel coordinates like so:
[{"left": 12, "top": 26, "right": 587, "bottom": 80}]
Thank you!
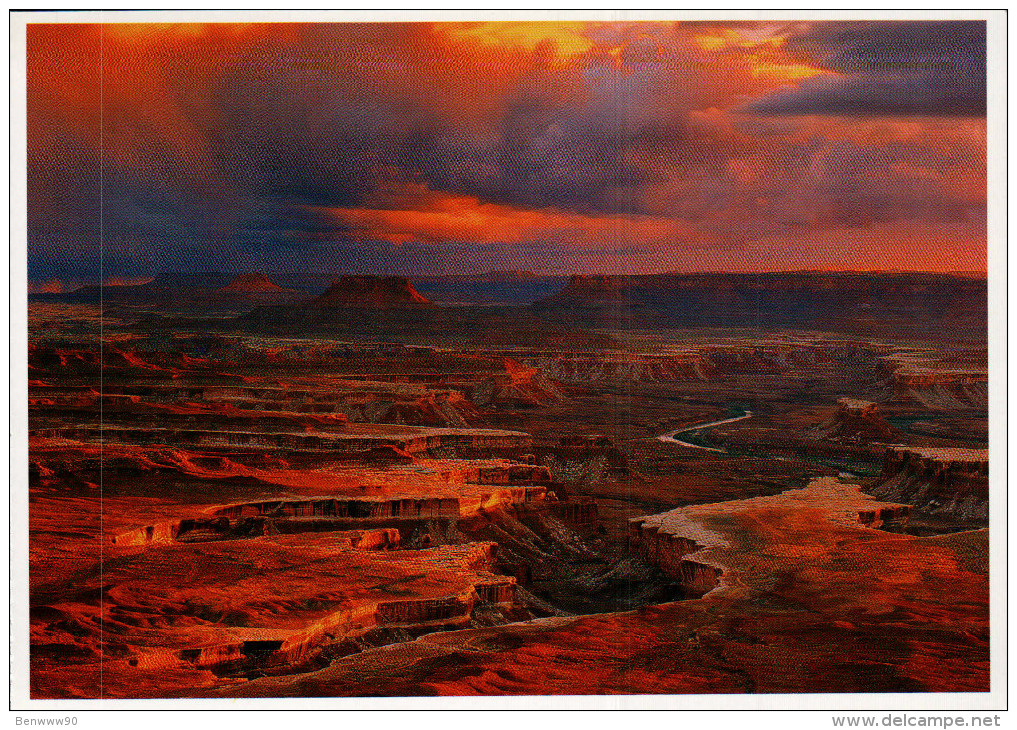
[
  {"left": 657, "top": 410, "right": 754, "bottom": 452},
  {"left": 656, "top": 408, "right": 871, "bottom": 478}
]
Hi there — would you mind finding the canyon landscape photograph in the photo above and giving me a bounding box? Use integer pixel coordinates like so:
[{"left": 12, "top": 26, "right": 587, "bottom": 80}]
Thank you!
[{"left": 11, "top": 10, "right": 1004, "bottom": 714}]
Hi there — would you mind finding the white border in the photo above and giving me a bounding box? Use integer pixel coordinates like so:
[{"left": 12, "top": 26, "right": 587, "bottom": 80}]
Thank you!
[{"left": 8, "top": 8, "right": 1007, "bottom": 714}]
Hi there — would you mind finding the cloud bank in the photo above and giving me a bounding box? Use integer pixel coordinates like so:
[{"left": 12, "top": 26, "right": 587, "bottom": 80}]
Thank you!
[{"left": 26, "top": 20, "right": 987, "bottom": 280}]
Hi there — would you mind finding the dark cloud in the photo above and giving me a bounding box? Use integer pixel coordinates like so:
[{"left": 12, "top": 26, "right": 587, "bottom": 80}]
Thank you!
[
  {"left": 25, "top": 21, "right": 987, "bottom": 280},
  {"left": 745, "top": 21, "right": 986, "bottom": 117}
]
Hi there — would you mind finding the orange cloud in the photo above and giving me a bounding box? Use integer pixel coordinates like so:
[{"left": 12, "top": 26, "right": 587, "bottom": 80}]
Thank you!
[
  {"left": 25, "top": 20, "right": 987, "bottom": 277},
  {"left": 27, "top": 23, "right": 248, "bottom": 200},
  {"left": 310, "top": 185, "right": 697, "bottom": 248},
  {"left": 100, "top": 22, "right": 271, "bottom": 46},
  {"left": 691, "top": 25, "right": 827, "bottom": 85},
  {"left": 748, "top": 57, "right": 828, "bottom": 84},
  {"left": 436, "top": 21, "right": 594, "bottom": 64}
]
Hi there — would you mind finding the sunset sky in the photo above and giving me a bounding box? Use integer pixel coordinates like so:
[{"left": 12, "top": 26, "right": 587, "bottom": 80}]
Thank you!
[{"left": 25, "top": 19, "right": 988, "bottom": 286}]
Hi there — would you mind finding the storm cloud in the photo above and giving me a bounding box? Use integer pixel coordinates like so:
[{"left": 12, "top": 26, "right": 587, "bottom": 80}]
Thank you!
[
  {"left": 745, "top": 21, "right": 986, "bottom": 117},
  {"left": 25, "top": 20, "right": 988, "bottom": 281}
]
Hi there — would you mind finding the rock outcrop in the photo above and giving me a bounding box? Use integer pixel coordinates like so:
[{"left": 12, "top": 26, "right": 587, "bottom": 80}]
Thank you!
[
  {"left": 810, "top": 398, "right": 899, "bottom": 441},
  {"left": 514, "top": 351, "right": 714, "bottom": 384},
  {"left": 311, "top": 276, "right": 432, "bottom": 307},
  {"left": 628, "top": 477, "right": 917, "bottom": 598},
  {"left": 218, "top": 273, "right": 287, "bottom": 293},
  {"left": 541, "top": 274, "right": 630, "bottom": 304},
  {"left": 533, "top": 272, "right": 987, "bottom": 337},
  {"left": 50, "top": 272, "right": 303, "bottom": 307},
  {"left": 890, "top": 366, "right": 988, "bottom": 411},
  {"left": 868, "top": 447, "right": 989, "bottom": 520}
]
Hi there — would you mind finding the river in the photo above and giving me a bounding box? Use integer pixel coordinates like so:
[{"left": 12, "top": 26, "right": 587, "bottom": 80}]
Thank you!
[
  {"left": 657, "top": 410, "right": 754, "bottom": 452},
  {"left": 656, "top": 408, "right": 873, "bottom": 478}
]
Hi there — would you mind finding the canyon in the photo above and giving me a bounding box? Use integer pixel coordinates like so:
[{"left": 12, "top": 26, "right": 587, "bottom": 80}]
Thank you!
[{"left": 27, "top": 272, "right": 990, "bottom": 698}]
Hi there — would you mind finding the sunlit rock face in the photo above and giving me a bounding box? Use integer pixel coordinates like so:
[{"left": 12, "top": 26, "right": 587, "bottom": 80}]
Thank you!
[
  {"left": 25, "top": 276, "right": 989, "bottom": 699},
  {"left": 21, "top": 13, "right": 993, "bottom": 702},
  {"left": 869, "top": 447, "right": 989, "bottom": 519},
  {"left": 211, "top": 477, "right": 987, "bottom": 698}
]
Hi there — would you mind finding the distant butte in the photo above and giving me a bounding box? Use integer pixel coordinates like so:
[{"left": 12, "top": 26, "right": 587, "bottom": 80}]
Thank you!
[
  {"left": 542, "top": 274, "right": 629, "bottom": 302},
  {"left": 311, "top": 275, "right": 433, "bottom": 307},
  {"left": 219, "top": 273, "right": 287, "bottom": 293}
]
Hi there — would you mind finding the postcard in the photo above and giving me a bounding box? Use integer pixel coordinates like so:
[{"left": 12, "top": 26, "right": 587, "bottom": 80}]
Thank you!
[{"left": 9, "top": 9, "right": 1006, "bottom": 717}]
